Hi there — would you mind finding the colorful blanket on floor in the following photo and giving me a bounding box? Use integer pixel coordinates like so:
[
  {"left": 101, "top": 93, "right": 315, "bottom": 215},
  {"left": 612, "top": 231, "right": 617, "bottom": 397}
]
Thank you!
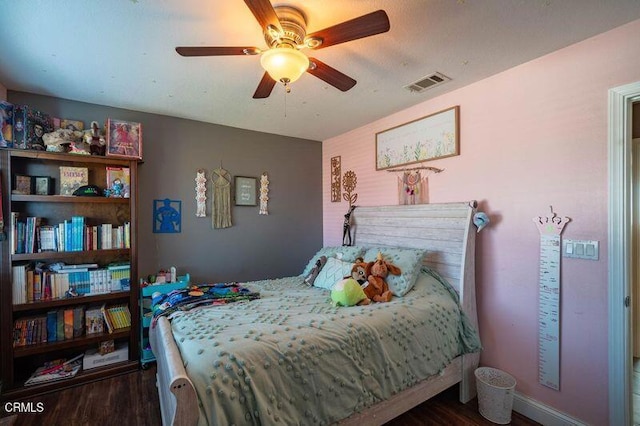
[{"left": 151, "top": 282, "right": 260, "bottom": 324}]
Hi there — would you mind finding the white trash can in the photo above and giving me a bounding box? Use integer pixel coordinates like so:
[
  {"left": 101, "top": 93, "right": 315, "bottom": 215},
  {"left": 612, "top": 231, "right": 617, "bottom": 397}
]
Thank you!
[{"left": 475, "top": 367, "right": 516, "bottom": 424}]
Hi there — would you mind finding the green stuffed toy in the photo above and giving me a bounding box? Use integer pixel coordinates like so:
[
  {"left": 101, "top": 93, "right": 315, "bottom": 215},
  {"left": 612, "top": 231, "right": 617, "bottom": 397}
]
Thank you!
[{"left": 331, "top": 278, "right": 371, "bottom": 307}]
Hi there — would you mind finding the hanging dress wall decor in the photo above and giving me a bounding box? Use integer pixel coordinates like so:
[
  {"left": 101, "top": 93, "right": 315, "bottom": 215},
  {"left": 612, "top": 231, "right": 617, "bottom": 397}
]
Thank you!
[{"left": 212, "top": 167, "right": 232, "bottom": 229}]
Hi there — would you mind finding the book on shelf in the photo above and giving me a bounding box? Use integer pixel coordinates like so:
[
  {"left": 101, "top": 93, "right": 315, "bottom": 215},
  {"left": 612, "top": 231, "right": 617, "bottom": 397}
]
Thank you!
[
  {"left": 63, "top": 309, "right": 74, "bottom": 340},
  {"left": 85, "top": 307, "right": 104, "bottom": 334},
  {"left": 12, "top": 263, "right": 128, "bottom": 304},
  {"left": 73, "top": 306, "right": 85, "bottom": 338},
  {"left": 11, "top": 214, "right": 130, "bottom": 253},
  {"left": 101, "top": 304, "right": 131, "bottom": 333},
  {"left": 12, "top": 316, "right": 47, "bottom": 347},
  {"left": 59, "top": 166, "right": 88, "bottom": 196},
  {"left": 38, "top": 225, "right": 57, "bottom": 252},
  {"left": 13, "top": 306, "right": 86, "bottom": 347},
  {"left": 105, "top": 166, "right": 130, "bottom": 198},
  {"left": 24, "top": 356, "right": 83, "bottom": 386}
]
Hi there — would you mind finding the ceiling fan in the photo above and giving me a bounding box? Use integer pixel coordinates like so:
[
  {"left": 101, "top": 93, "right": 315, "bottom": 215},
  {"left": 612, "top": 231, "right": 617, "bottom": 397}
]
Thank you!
[{"left": 176, "top": 0, "right": 390, "bottom": 99}]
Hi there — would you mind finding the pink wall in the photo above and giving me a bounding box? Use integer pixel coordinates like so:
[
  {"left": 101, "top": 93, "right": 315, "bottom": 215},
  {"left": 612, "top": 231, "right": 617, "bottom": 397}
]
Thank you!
[{"left": 323, "top": 19, "right": 640, "bottom": 425}]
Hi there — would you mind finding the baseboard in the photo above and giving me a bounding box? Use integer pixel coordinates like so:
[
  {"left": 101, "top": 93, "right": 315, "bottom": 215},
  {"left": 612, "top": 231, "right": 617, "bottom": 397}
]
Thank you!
[{"left": 513, "top": 392, "right": 586, "bottom": 426}]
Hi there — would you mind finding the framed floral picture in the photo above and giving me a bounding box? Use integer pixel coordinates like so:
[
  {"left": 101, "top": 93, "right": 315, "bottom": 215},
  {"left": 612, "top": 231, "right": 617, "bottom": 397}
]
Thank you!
[
  {"left": 375, "top": 106, "right": 459, "bottom": 170},
  {"left": 106, "top": 119, "right": 142, "bottom": 159}
]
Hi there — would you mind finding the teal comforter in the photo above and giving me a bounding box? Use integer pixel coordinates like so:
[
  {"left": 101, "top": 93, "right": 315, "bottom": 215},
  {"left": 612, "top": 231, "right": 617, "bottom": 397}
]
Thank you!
[{"left": 170, "top": 269, "right": 481, "bottom": 425}]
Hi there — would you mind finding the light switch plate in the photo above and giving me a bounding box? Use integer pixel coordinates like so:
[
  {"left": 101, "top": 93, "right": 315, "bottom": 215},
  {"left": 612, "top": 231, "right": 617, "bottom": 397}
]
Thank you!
[{"left": 563, "top": 239, "right": 599, "bottom": 260}]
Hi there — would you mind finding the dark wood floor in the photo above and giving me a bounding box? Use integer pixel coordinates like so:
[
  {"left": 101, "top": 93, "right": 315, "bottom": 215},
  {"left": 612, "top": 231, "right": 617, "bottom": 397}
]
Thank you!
[{"left": 0, "top": 365, "right": 540, "bottom": 425}]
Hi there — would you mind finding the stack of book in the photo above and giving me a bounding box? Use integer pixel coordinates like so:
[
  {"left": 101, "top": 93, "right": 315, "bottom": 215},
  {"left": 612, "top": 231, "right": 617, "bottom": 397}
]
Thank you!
[
  {"left": 24, "top": 355, "right": 83, "bottom": 386},
  {"left": 101, "top": 304, "right": 131, "bottom": 333}
]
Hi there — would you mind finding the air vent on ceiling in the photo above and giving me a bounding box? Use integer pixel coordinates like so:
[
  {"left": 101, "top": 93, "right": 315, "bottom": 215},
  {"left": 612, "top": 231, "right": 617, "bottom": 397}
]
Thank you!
[{"left": 404, "top": 72, "right": 451, "bottom": 93}]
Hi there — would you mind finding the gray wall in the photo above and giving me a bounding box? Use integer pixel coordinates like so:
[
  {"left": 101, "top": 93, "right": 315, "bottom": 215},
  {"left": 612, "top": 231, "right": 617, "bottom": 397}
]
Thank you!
[{"left": 8, "top": 91, "right": 323, "bottom": 283}]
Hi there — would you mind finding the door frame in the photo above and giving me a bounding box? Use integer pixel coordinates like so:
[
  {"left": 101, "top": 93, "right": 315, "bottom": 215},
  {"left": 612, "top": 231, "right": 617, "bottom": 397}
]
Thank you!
[{"left": 609, "top": 81, "right": 640, "bottom": 426}]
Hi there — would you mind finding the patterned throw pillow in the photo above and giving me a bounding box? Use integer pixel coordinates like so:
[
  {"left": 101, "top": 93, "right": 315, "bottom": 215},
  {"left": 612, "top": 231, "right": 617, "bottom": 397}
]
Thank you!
[
  {"left": 301, "top": 246, "right": 365, "bottom": 277},
  {"left": 363, "top": 247, "right": 426, "bottom": 296},
  {"left": 312, "top": 257, "right": 354, "bottom": 290}
]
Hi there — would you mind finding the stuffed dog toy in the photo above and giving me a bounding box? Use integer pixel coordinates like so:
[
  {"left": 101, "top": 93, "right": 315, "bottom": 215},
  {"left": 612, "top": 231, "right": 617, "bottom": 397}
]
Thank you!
[
  {"left": 364, "top": 252, "right": 401, "bottom": 303},
  {"left": 348, "top": 257, "right": 368, "bottom": 285}
]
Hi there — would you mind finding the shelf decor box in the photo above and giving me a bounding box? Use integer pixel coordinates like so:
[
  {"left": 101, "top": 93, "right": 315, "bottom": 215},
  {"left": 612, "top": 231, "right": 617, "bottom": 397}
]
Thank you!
[
  {"left": 12, "top": 105, "right": 54, "bottom": 150},
  {"left": 83, "top": 342, "right": 129, "bottom": 370}
]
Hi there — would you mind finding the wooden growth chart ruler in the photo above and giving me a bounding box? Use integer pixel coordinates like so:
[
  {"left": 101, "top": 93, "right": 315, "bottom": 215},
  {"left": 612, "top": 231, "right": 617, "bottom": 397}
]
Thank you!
[{"left": 532, "top": 206, "right": 570, "bottom": 390}]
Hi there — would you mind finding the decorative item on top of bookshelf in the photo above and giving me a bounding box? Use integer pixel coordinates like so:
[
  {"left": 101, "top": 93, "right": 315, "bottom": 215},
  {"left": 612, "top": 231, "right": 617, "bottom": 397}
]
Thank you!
[
  {"left": 375, "top": 105, "right": 460, "bottom": 170},
  {"left": 12, "top": 174, "right": 33, "bottom": 195},
  {"left": 83, "top": 121, "right": 107, "bottom": 156},
  {"left": 59, "top": 166, "right": 88, "bottom": 196},
  {"left": 153, "top": 199, "right": 182, "bottom": 233},
  {"left": 34, "top": 176, "right": 54, "bottom": 196},
  {"left": 60, "top": 119, "right": 84, "bottom": 131},
  {"left": 106, "top": 119, "right": 142, "bottom": 159},
  {"left": 12, "top": 105, "right": 54, "bottom": 151},
  {"left": 0, "top": 100, "right": 13, "bottom": 148},
  {"left": 105, "top": 166, "right": 130, "bottom": 198},
  {"left": 234, "top": 176, "right": 257, "bottom": 206}
]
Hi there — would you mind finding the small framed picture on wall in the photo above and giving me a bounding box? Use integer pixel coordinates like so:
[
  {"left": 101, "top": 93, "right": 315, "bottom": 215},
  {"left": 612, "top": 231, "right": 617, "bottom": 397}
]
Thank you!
[{"left": 234, "top": 176, "right": 257, "bottom": 206}]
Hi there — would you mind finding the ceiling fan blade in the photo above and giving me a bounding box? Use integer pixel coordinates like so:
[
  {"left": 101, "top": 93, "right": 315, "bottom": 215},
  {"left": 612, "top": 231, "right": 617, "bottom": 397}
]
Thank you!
[
  {"left": 307, "top": 58, "right": 356, "bottom": 92},
  {"left": 176, "top": 46, "right": 259, "bottom": 56},
  {"left": 253, "top": 72, "right": 277, "bottom": 99},
  {"left": 306, "top": 10, "right": 390, "bottom": 49},
  {"left": 244, "top": 0, "right": 283, "bottom": 33}
]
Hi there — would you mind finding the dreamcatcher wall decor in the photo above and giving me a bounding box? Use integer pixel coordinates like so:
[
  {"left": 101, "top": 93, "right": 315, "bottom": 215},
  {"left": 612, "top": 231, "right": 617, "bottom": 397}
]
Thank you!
[
  {"left": 387, "top": 166, "right": 443, "bottom": 205},
  {"left": 342, "top": 170, "right": 358, "bottom": 207}
]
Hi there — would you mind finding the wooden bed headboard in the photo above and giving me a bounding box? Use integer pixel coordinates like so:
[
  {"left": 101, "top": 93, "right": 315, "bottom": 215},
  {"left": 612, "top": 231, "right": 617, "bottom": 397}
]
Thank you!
[{"left": 352, "top": 202, "right": 478, "bottom": 331}]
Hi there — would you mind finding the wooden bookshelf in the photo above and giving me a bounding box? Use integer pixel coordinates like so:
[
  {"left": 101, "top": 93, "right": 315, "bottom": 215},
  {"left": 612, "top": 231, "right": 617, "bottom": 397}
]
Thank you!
[
  {"left": 11, "top": 248, "right": 129, "bottom": 262},
  {"left": 0, "top": 148, "right": 139, "bottom": 396},
  {"left": 12, "top": 291, "right": 130, "bottom": 312},
  {"left": 11, "top": 194, "right": 130, "bottom": 203}
]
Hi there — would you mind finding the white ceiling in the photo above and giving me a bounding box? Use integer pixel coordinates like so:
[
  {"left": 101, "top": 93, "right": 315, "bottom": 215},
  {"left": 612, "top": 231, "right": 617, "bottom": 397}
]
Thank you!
[{"left": 1, "top": 0, "right": 640, "bottom": 141}]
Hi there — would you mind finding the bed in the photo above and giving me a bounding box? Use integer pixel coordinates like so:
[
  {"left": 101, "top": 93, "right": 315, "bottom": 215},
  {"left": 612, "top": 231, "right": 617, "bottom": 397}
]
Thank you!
[{"left": 150, "top": 202, "right": 482, "bottom": 425}]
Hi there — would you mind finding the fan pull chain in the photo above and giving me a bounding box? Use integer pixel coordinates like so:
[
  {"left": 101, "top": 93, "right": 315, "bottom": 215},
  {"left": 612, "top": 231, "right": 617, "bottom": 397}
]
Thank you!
[{"left": 284, "top": 86, "right": 287, "bottom": 118}]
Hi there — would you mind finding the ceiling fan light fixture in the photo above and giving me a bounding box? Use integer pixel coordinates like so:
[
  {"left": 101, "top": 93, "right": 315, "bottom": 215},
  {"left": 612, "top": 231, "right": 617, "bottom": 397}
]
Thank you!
[{"left": 260, "top": 46, "right": 309, "bottom": 84}]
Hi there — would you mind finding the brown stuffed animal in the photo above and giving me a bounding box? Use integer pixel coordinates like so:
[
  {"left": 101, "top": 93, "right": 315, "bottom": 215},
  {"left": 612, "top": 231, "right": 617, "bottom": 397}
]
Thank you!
[
  {"left": 364, "top": 252, "right": 401, "bottom": 303},
  {"left": 346, "top": 257, "right": 371, "bottom": 305}
]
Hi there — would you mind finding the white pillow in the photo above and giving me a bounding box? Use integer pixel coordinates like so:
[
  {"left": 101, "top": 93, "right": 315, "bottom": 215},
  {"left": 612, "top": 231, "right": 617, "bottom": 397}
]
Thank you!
[
  {"left": 301, "top": 246, "right": 365, "bottom": 276},
  {"left": 313, "top": 257, "right": 353, "bottom": 290}
]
